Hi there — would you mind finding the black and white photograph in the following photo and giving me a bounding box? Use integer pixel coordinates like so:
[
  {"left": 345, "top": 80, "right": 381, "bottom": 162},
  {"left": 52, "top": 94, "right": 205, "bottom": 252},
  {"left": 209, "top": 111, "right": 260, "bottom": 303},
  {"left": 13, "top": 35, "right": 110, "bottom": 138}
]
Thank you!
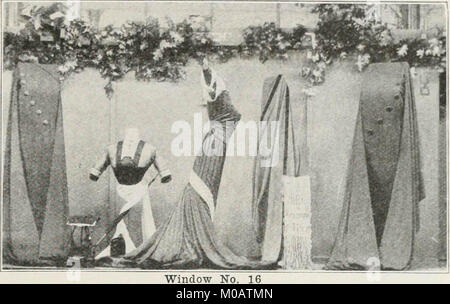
[{"left": 0, "top": 0, "right": 448, "bottom": 284}]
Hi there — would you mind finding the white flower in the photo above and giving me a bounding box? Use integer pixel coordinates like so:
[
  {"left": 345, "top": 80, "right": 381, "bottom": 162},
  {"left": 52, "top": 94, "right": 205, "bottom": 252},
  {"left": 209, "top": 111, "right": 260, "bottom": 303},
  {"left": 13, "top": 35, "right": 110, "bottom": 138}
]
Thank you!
[
  {"left": 159, "top": 40, "right": 172, "bottom": 50},
  {"left": 340, "top": 52, "right": 347, "bottom": 59},
  {"left": 170, "top": 31, "right": 184, "bottom": 44},
  {"left": 357, "top": 44, "right": 366, "bottom": 52},
  {"left": 106, "top": 50, "right": 113, "bottom": 56},
  {"left": 429, "top": 38, "right": 439, "bottom": 46},
  {"left": 19, "top": 54, "right": 38, "bottom": 63},
  {"left": 432, "top": 45, "right": 441, "bottom": 56},
  {"left": 356, "top": 54, "right": 371, "bottom": 72},
  {"left": 140, "top": 41, "right": 148, "bottom": 51},
  {"left": 312, "top": 69, "right": 322, "bottom": 78},
  {"left": 66, "top": 60, "right": 77, "bottom": 69},
  {"left": 352, "top": 17, "right": 365, "bottom": 26},
  {"left": 311, "top": 53, "right": 320, "bottom": 63},
  {"left": 317, "top": 62, "right": 327, "bottom": 70},
  {"left": 58, "top": 60, "right": 77, "bottom": 74},
  {"left": 397, "top": 44, "right": 408, "bottom": 57},
  {"left": 301, "top": 67, "right": 311, "bottom": 77},
  {"left": 153, "top": 49, "right": 163, "bottom": 61},
  {"left": 58, "top": 65, "right": 69, "bottom": 73},
  {"left": 33, "top": 16, "right": 41, "bottom": 30},
  {"left": 416, "top": 49, "right": 425, "bottom": 58},
  {"left": 50, "top": 11, "right": 65, "bottom": 20},
  {"left": 278, "top": 41, "right": 290, "bottom": 50}
]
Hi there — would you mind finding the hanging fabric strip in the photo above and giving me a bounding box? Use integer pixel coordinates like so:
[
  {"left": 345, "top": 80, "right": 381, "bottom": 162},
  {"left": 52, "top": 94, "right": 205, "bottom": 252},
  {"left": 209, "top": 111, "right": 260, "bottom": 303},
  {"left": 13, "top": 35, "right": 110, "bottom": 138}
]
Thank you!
[{"left": 251, "top": 74, "right": 301, "bottom": 263}]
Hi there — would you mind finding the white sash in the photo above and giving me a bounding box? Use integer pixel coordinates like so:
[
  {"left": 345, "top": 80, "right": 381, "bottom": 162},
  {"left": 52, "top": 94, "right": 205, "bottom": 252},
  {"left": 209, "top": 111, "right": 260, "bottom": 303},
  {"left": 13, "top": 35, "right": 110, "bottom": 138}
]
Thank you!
[{"left": 95, "top": 182, "right": 156, "bottom": 259}]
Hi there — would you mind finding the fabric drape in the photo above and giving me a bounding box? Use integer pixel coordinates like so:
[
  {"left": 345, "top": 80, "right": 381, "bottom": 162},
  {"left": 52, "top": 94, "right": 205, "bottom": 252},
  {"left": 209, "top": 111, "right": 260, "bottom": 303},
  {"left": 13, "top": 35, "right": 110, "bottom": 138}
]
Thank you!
[
  {"left": 105, "top": 70, "right": 274, "bottom": 269},
  {"left": 91, "top": 139, "right": 170, "bottom": 256},
  {"left": 3, "top": 63, "right": 70, "bottom": 265},
  {"left": 95, "top": 182, "right": 156, "bottom": 258},
  {"left": 327, "top": 62, "right": 425, "bottom": 270},
  {"left": 251, "top": 74, "right": 301, "bottom": 262},
  {"left": 117, "top": 91, "right": 266, "bottom": 269}
]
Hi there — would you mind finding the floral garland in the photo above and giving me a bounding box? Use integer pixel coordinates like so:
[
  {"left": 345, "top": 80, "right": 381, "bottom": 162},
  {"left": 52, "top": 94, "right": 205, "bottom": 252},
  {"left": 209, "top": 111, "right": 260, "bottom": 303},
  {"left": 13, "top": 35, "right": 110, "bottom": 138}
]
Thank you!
[
  {"left": 301, "top": 4, "right": 446, "bottom": 88},
  {"left": 4, "top": 3, "right": 216, "bottom": 98},
  {"left": 3, "top": 3, "right": 446, "bottom": 98},
  {"left": 240, "top": 22, "right": 307, "bottom": 62}
]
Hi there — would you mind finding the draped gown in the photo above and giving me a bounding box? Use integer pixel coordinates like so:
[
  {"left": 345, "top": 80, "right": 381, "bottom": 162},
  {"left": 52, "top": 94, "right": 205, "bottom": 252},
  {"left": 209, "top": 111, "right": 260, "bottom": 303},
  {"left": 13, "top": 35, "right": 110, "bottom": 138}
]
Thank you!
[{"left": 115, "top": 77, "right": 273, "bottom": 269}]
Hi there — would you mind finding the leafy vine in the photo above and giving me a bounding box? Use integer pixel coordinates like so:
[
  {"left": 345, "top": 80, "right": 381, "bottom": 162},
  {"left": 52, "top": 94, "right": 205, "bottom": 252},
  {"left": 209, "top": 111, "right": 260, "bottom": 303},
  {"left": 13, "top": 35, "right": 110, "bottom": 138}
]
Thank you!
[{"left": 3, "top": 3, "right": 446, "bottom": 98}]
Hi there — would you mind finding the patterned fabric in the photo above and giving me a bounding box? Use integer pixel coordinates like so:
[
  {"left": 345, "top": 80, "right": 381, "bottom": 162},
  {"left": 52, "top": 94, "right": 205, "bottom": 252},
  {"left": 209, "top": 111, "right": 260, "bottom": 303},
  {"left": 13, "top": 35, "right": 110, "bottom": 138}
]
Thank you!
[
  {"left": 90, "top": 140, "right": 171, "bottom": 185},
  {"left": 111, "top": 90, "right": 273, "bottom": 269},
  {"left": 327, "top": 62, "right": 425, "bottom": 270},
  {"left": 91, "top": 139, "right": 171, "bottom": 257},
  {"left": 252, "top": 75, "right": 301, "bottom": 262},
  {"left": 95, "top": 181, "right": 156, "bottom": 259},
  {"left": 113, "top": 140, "right": 147, "bottom": 185},
  {"left": 3, "top": 63, "right": 69, "bottom": 265}
]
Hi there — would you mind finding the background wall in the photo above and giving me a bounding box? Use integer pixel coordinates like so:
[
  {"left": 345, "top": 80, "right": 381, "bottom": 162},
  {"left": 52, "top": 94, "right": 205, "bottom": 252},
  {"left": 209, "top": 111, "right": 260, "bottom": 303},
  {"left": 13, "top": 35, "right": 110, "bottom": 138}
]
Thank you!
[{"left": 2, "top": 54, "right": 442, "bottom": 268}]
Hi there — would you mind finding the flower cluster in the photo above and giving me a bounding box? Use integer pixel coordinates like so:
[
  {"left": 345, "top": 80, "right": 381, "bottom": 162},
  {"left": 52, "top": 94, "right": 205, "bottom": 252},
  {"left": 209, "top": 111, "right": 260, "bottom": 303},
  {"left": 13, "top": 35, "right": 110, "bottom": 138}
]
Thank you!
[
  {"left": 395, "top": 37, "right": 446, "bottom": 70},
  {"left": 3, "top": 3, "right": 68, "bottom": 69},
  {"left": 304, "top": 4, "right": 446, "bottom": 86},
  {"left": 240, "top": 22, "right": 306, "bottom": 62},
  {"left": 3, "top": 4, "right": 215, "bottom": 98}
]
